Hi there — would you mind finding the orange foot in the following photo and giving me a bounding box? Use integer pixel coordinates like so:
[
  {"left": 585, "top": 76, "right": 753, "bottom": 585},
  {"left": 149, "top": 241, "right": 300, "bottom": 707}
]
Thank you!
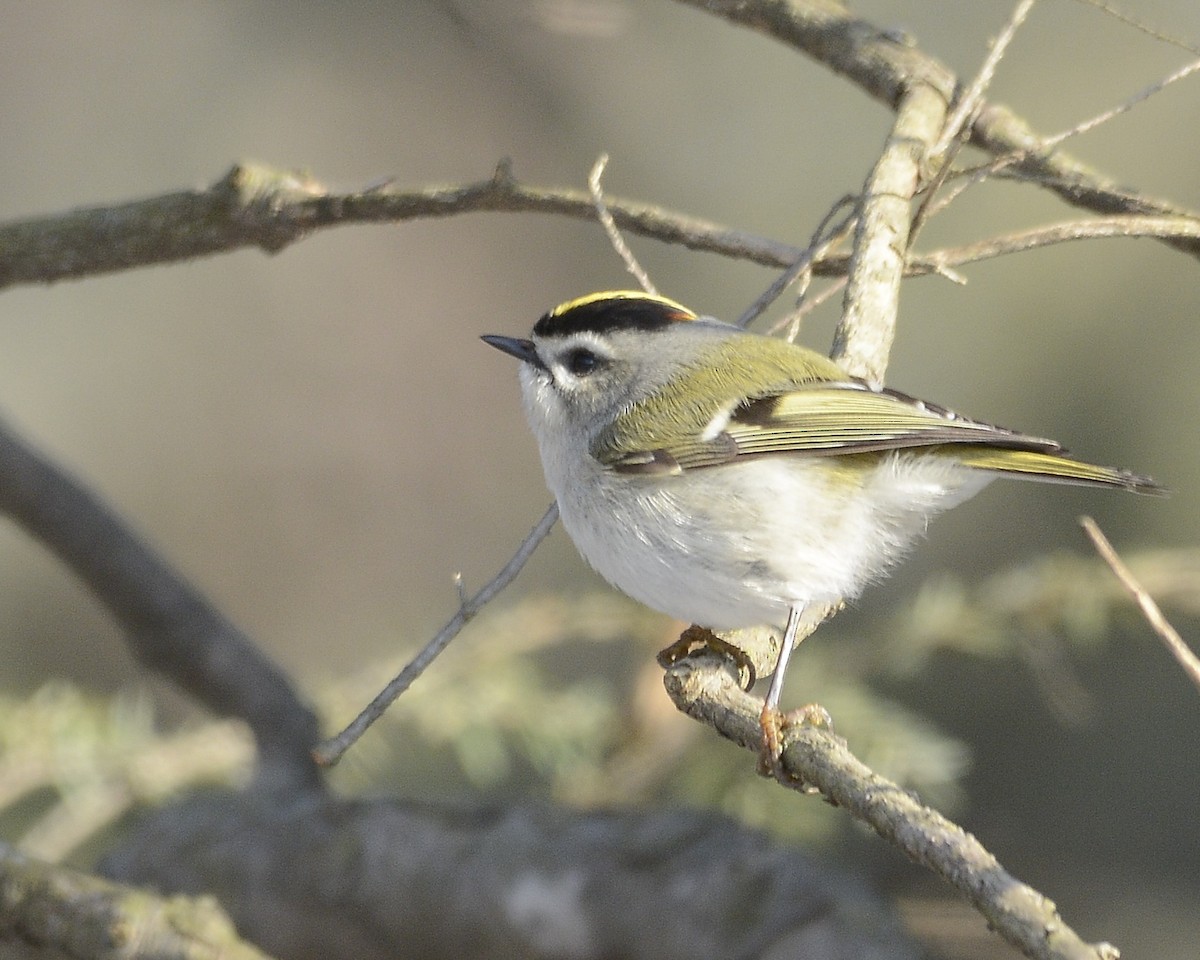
[
  {"left": 758, "top": 702, "right": 833, "bottom": 787},
  {"left": 657, "top": 625, "right": 757, "bottom": 690}
]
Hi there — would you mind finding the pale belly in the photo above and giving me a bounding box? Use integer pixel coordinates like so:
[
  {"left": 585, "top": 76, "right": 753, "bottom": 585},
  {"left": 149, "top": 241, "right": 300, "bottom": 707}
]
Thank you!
[{"left": 550, "top": 453, "right": 990, "bottom": 630}]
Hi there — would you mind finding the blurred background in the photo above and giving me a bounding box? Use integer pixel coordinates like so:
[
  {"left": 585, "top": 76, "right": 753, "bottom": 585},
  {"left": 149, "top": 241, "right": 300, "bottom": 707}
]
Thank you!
[{"left": 0, "top": 1, "right": 1197, "bottom": 957}]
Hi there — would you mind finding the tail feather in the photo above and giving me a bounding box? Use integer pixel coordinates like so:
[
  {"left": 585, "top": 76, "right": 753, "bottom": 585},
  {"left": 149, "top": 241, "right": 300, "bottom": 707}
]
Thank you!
[{"left": 952, "top": 448, "right": 1165, "bottom": 494}]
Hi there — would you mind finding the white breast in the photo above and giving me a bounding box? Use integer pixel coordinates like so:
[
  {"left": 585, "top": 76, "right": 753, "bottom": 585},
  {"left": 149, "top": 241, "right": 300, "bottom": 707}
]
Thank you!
[{"left": 544, "top": 449, "right": 992, "bottom": 632}]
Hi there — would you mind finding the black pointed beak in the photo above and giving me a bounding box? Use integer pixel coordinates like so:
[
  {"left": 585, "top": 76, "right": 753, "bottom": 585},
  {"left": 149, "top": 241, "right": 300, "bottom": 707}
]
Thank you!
[{"left": 481, "top": 334, "right": 542, "bottom": 368}]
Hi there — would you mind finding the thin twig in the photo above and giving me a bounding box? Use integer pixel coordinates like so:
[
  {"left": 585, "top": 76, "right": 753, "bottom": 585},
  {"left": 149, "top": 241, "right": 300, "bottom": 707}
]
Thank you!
[
  {"left": 313, "top": 502, "right": 560, "bottom": 766},
  {"left": 914, "top": 0, "right": 1037, "bottom": 245},
  {"left": 589, "top": 155, "right": 657, "bottom": 295},
  {"left": 930, "top": 0, "right": 1038, "bottom": 162},
  {"left": 915, "top": 149, "right": 1027, "bottom": 226},
  {"left": 1068, "top": 0, "right": 1200, "bottom": 55},
  {"left": 737, "top": 194, "right": 856, "bottom": 330},
  {"left": 1080, "top": 516, "right": 1200, "bottom": 694},
  {"left": 919, "top": 214, "right": 1200, "bottom": 271},
  {"left": 920, "top": 52, "right": 1200, "bottom": 229},
  {"left": 766, "top": 276, "right": 848, "bottom": 337},
  {"left": 1042, "top": 56, "right": 1200, "bottom": 149},
  {"left": 316, "top": 156, "right": 663, "bottom": 766}
]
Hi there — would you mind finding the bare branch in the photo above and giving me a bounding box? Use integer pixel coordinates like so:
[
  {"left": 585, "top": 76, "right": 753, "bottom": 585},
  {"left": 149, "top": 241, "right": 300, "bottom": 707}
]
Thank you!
[
  {"left": 1081, "top": 517, "right": 1200, "bottom": 694},
  {"left": 912, "top": 0, "right": 1038, "bottom": 244},
  {"left": 1038, "top": 56, "right": 1200, "bottom": 149},
  {"left": 929, "top": 0, "right": 1038, "bottom": 163},
  {"left": 833, "top": 81, "right": 948, "bottom": 383},
  {"left": 5, "top": 160, "right": 1196, "bottom": 309},
  {"left": 313, "top": 502, "right": 560, "bottom": 766},
  {"left": 769, "top": 274, "right": 849, "bottom": 335},
  {"left": 662, "top": 653, "right": 1120, "bottom": 960},
  {"left": 1068, "top": 0, "right": 1200, "bottom": 55},
  {"left": 737, "top": 194, "right": 856, "bottom": 331},
  {"left": 588, "top": 155, "right": 658, "bottom": 295},
  {"left": 0, "top": 841, "right": 274, "bottom": 960},
  {"left": 673, "top": 0, "right": 1200, "bottom": 261},
  {"left": 919, "top": 215, "right": 1200, "bottom": 271},
  {"left": 770, "top": 214, "right": 1200, "bottom": 280},
  {"left": 0, "top": 161, "right": 808, "bottom": 290},
  {"left": 0, "top": 419, "right": 321, "bottom": 792},
  {"left": 970, "top": 104, "right": 1200, "bottom": 258},
  {"left": 106, "top": 788, "right": 917, "bottom": 960}
]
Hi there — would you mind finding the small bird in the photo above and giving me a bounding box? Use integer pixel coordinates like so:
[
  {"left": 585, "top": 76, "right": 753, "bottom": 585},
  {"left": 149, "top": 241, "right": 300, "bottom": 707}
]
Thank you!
[{"left": 483, "top": 291, "right": 1161, "bottom": 725}]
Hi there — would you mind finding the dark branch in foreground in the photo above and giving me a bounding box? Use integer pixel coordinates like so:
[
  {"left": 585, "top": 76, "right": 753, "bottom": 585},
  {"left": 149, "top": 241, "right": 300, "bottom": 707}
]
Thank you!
[
  {"left": 103, "top": 789, "right": 919, "bottom": 960},
  {"left": 0, "top": 418, "right": 321, "bottom": 792},
  {"left": 662, "top": 652, "right": 1119, "bottom": 960}
]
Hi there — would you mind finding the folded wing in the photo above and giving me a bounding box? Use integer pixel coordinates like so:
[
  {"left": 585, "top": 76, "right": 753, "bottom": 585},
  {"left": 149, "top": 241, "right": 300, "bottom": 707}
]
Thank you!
[{"left": 604, "top": 382, "right": 1161, "bottom": 493}]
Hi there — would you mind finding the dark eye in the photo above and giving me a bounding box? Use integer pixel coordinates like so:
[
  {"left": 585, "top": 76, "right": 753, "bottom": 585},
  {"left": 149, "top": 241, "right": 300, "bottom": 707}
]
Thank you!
[{"left": 564, "top": 347, "right": 603, "bottom": 376}]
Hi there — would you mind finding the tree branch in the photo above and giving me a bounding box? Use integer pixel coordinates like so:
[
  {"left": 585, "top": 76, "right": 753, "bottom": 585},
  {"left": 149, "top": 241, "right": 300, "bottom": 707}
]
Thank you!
[
  {"left": 3, "top": 161, "right": 1196, "bottom": 303},
  {"left": 103, "top": 789, "right": 918, "bottom": 960},
  {"left": 0, "top": 161, "right": 807, "bottom": 290},
  {"left": 833, "top": 79, "right": 948, "bottom": 383},
  {"left": 0, "top": 418, "right": 321, "bottom": 792},
  {"left": 674, "top": 0, "right": 1200, "bottom": 261},
  {"left": 662, "top": 653, "right": 1119, "bottom": 960},
  {"left": 918, "top": 215, "right": 1200, "bottom": 272},
  {"left": 0, "top": 842, "right": 274, "bottom": 960}
]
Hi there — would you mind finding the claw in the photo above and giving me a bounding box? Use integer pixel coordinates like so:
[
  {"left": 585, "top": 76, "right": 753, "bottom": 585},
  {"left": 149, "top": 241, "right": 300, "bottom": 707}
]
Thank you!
[
  {"left": 757, "top": 702, "right": 787, "bottom": 780},
  {"left": 757, "top": 701, "right": 833, "bottom": 789},
  {"left": 658, "top": 624, "right": 756, "bottom": 689}
]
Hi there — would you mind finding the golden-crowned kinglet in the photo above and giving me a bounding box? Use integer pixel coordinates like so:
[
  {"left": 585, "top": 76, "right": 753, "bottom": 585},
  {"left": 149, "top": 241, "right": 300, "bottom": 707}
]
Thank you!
[{"left": 482, "top": 291, "right": 1162, "bottom": 715}]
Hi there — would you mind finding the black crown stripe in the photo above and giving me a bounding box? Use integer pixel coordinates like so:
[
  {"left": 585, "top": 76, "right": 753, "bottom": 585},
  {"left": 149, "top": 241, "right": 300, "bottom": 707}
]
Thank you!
[{"left": 533, "top": 292, "right": 696, "bottom": 338}]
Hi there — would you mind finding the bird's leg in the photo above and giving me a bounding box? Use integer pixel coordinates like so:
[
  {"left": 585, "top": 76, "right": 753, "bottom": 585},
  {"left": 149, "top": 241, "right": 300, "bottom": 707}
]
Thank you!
[
  {"left": 758, "top": 604, "right": 834, "bottom": 782},
  {"left": 764, "top": 605, "right": 803, "bottom": 714},
  {"left": 759, "top": 605, "right": 803, "bottom": 777}
]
